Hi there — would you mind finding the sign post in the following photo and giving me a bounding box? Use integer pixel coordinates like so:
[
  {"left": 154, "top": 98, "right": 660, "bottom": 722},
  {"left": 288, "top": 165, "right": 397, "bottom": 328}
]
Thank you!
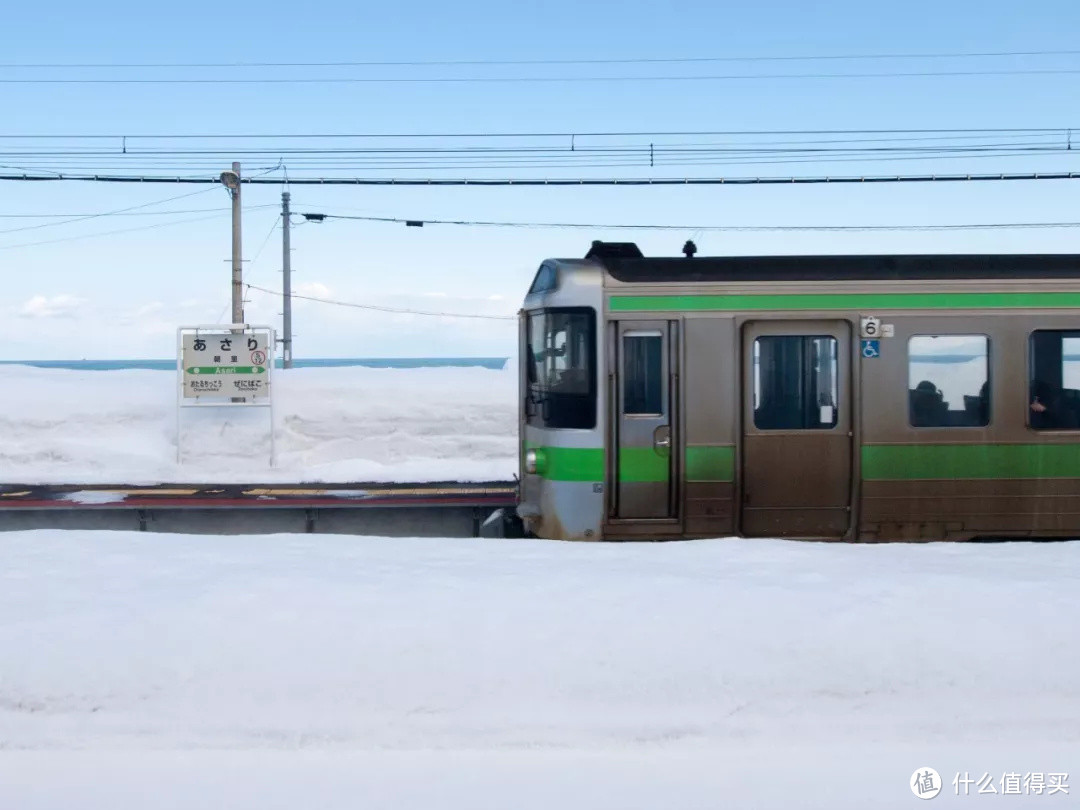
[{"left": 176, "top": 324, "right": 276, "bottom": 465}]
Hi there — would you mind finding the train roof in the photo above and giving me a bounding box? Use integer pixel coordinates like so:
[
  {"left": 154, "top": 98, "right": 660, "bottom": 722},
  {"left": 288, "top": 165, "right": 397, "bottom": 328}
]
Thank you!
[{"left": 581, "top": 241, "right": 1080, "bottom": 282}]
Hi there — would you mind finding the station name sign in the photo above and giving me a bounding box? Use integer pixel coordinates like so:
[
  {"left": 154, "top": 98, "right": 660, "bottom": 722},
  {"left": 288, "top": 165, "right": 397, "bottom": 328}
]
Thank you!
[{"left": 180, "top": 327, "right": 273, "bottom": 400}]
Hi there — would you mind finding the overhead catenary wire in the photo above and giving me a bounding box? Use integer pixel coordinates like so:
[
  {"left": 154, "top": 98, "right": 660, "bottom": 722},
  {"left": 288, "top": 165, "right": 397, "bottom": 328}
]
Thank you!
[
  {"left": 4, "top": 69, "right": 1080, "bottom": 84},
  {"left": 2, "top": 128, "right": 1077, "bottom": 178},
  {"left": 0, "top": 163, "right": 286, "bottom": 234},
  {"left": 18, "top": 149, "right": 1066, "bottom": 174},
  {"left": 2, "top": 138, "right": 1072, "bottom": 159},
  {"left": 0, "top": 127, "right": 1073, "bottom": 139},
  {"left": 245, "top": 283, "right": 515, "bottom": 321},
  {"left": 2, "top": 170, "right": 1079, "bottom": 185},
  {"left": 7, "top": 139, "right": 1072, "bottom": 156},
  {"left": 303, "top": 211, "right": 1080, "bottom": 233},
  {"left": 4, "top": 48, "right": 1080, "bottom": 68}
]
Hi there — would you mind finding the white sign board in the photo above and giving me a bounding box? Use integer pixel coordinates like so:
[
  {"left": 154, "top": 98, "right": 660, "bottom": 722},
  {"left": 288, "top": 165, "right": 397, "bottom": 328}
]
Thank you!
[
  {"left": 180, "top": 327, "right": 272, "bottom": 399},
  {"left": 860, "top": 316, "right": 882, "bottom": 338},
  {"left": 176, "top": 325, "right": 276, "bottom": 466}
]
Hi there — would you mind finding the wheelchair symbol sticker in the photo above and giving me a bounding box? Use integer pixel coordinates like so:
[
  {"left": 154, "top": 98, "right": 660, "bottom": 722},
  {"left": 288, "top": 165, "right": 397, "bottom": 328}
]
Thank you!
[{"left": 861, "top": 339, "right": 880, "bottom": 358}]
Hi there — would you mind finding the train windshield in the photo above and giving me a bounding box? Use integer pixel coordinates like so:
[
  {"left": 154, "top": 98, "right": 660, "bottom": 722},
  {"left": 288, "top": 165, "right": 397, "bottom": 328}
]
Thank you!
[{"left": 525, "top": 308, "right": 596, "bottom": 429}]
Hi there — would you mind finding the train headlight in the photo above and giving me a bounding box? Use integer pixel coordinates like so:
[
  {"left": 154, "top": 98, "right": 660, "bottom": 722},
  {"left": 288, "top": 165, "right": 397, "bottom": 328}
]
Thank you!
[{"left": 524, "top": 448, "right": 547, "bottom": 475}]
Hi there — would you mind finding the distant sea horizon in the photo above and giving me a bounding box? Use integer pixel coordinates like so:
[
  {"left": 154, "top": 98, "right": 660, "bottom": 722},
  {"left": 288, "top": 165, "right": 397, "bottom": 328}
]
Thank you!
[{"left": 0, "top": 357, "right": 509, "bottom": 371}]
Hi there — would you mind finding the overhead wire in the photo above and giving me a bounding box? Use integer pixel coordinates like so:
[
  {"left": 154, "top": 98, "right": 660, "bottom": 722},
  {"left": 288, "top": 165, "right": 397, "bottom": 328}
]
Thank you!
[
  {"left": 2, "top": 170, "right": 1079, "bottom": 185},
  {"left": 0, "top": 206, "right": 235, "bottom": 218},
  {"left": 0, "top": 130, "right": 1075, "bottom": 179},
  {"left": 245, "top": 282, "right": 516, "bottom": 321},
  {"left": 0, "top": 184, "right": 219, "bottom": 235},
  {"left": 0, "top": 128, "right": 1071, "bottom": 139},
  {"left": 0, "top": 206, "right": 276, "bottom": 250},
  {"left": 3, "top": 48, "right": 1080, "bottom": 68},
  {"left": 3, "top": 69, "right": 1080, "bottom": 84},
  {"left": 303, "top": 211, "right": 1080, "bottom": 232},
  {"left": 2, "top": 138, "right": 1069, "bottom": 157}
]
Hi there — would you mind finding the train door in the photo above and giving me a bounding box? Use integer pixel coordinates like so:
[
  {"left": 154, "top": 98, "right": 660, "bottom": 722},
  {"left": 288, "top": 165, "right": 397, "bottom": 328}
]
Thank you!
[
  {"left": 740, "top": 320, "right": 852, "bottom": 537},
  {"left": 611, "top": 320, "right": 679, "bottom": 521}
]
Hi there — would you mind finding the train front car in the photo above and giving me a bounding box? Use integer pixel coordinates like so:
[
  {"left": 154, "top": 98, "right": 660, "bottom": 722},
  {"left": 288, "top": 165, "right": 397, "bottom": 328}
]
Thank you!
[{"left": 517, "top": 257, "right": 606, "bottom": 540}]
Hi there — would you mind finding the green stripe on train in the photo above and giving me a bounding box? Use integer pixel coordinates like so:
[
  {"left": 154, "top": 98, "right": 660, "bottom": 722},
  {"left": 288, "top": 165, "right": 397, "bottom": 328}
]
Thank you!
[
  {"left": 686, "top": 445, "right": 734, "bottom": 481},
  {"left": 863, "top": 444, "right": 1080, "bottom": 480},
  {"left": 610, "top": 291, "right": 1080, "bottom": 312},
  {"left": 528, "top": 445, "right": 733, "bottom": 482},
  {"left": 530, "top": 447, "right": 605, "bottom": 481},
  {"left": 618, "top": 448, "right": 669, "bottom": 483}
]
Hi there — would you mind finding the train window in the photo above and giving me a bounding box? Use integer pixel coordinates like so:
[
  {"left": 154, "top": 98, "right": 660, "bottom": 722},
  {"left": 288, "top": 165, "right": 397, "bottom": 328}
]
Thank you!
[
  {"left": 528, "top": 264, "right": 557, "bottom": 294},
  {"left": 525, "top": 308, "right": 596, "bottom": 429},
  {"left": 1028, "top": 330, "right": 1080, "bottom": 430},
  {"left": 623, "top": 332, "right": 663, "bottom": 415},
  {"left": 908, "top": 335, "right": 989, "bottom": 427},
  {"left": 753, "top": 336, "right": 838, "bottom": 430}
]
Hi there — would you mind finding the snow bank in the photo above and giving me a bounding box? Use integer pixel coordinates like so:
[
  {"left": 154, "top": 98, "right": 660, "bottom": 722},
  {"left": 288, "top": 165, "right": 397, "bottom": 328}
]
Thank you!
[
  {"left": 0, "top": 532, "right": 1076, "bottom": 807},
  {"left": 0, "top": 364, "right": 517, "bottom": 483}
]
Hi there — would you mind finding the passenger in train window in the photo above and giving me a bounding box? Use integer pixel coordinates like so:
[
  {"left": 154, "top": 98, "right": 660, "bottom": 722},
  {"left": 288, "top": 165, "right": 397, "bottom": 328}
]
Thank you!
[
  {"left": 910, "top": 380, "right": 947, "bottom": 427},
  {"left": 1029, "top": 379, "right": 1063, "bottom": 429},
  {"left": 978, "top": 381, "right": 990, "bottom": 424}
]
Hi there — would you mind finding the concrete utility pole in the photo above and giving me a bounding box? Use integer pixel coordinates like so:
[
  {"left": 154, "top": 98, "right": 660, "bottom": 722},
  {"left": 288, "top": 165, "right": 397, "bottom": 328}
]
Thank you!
[
  {"left": 281, "top": 190, "right": 293, "bottom": 368},
  {"left": 219, "top": 161, "right": 244, "bottom": 325}
]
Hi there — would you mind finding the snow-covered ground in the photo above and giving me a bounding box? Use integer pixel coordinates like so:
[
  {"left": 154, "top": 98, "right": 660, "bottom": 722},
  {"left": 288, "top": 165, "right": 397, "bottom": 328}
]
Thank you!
[
  {"left": 0, "top": 531, "right": 1076, "bottom": 807},
  {"left": 0, "top": 364, "right": 517, "bottom": 483}
]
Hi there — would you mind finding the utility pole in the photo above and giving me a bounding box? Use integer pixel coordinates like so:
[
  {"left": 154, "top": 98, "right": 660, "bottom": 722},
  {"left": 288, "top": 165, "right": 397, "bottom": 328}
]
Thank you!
[
  {"left": 218, "top": 162, "right": 244, "bottom": 402},
  {"left": 219, "top": 161, "right": 244, "bottom": 325},
  {"left": 230, "top": 162, "right": 243, "bottom": 324},
  {"left": 281, "top": 190, "right": 293, "bottom": 368}
]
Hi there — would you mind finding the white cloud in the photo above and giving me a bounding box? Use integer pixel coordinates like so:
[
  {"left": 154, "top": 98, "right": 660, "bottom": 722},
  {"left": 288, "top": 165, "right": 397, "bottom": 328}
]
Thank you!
[{"left": 19, "top": 295, "right": 84, "bottom": 319}]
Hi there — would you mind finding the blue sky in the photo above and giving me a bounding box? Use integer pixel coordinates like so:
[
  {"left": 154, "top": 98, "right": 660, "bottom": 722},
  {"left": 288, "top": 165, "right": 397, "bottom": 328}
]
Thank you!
[{"left": 1, "top": 0, "right": 1079, "bottom": 358}]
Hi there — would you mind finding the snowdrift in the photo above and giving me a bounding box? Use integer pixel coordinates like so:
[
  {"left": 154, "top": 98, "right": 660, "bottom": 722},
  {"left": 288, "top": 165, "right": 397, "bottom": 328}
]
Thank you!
[{"left": 0, "top": 364, "right": 518, "bottom": 483}]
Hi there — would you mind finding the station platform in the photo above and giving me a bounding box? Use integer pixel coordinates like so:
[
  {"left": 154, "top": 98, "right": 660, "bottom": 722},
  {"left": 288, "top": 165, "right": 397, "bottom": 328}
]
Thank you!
[{"left": 0, "top": 481, "right": 519, "bottom": 537}]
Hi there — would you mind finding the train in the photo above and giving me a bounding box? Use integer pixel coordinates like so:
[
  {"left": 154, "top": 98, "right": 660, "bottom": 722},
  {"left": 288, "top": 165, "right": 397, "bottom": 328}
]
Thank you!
[{"left": 514, "top": 240, "right": 1080, "bottom": 542}]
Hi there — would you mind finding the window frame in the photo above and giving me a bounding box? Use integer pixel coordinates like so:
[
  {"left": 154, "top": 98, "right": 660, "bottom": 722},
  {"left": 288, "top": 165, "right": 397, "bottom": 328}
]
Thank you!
[
  {"left": 752, "top": 334, "right": 840, "bottom": 431},
  {"left": 621, "top": 330, "right": 664, "bottom": 417},
  {"left": 524, "top": 306, "right": 597, "bottom": 430},
  {"left": 527, "top": 263, "right": 558, "bottom": 295},
  {"left": 906, "top": 333, "right": 991, "bottom": 430},
  {"left": 1026, "top": 329, "right": 1080, "bottom": 433}
]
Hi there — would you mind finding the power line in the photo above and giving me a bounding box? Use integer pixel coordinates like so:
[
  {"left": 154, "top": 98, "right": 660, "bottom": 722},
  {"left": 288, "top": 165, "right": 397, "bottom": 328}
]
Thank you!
[
  {"left": 2, "top": 138, "right": 1070, "bottom": 156},
  {"left": 3, "top": 48, "right": 1079, "bottom": 68},
  {"left": 242, "top": 216, "right": 283, "bottom": 292},
  {"left": 248, "top": 217, "right": 280, "bottom": 265},
  {"left": 245, "top": 283, "right": 515, "bottom": 321},
  {"left": 6, "top": 151, "right": 1076, "bottom": 176},
  {"left": 306, "top": 212, "right": 1080, "bottom": 232},
  {"left": 27, "top": 150, "right": 1070, "bottom": 172},
  {"left": 3, "top": 69, "right": 1080, "bottom": 84},
  {"left": 0, "top": 130, "right": 1074, "bottom": 176},
  {"left": 2, "top": 170, "right": 1079, "bottom": 185},
  {"left": 0, "top": 207, "right": 240, "bottom": 218},
  {"left": 0, "top": 212, "right": 226, "bottom": 250},
  {"left": 0, "top": 127, "right": 1071, "bottom": 139},
  {"left": 0, "top": 185, "right": 218, "bottom": 235}
]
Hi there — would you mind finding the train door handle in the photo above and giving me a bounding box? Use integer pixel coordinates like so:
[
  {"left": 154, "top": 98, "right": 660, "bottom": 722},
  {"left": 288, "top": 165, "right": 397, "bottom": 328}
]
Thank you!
[{"left": 653, "top": 425, "right": 671, "bottom": 455}]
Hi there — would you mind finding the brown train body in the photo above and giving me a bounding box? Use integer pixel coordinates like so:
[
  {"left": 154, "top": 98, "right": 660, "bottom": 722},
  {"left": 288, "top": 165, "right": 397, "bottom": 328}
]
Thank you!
[{"left": 516, "top": 243, "right": 1080, "bottom": 541}]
